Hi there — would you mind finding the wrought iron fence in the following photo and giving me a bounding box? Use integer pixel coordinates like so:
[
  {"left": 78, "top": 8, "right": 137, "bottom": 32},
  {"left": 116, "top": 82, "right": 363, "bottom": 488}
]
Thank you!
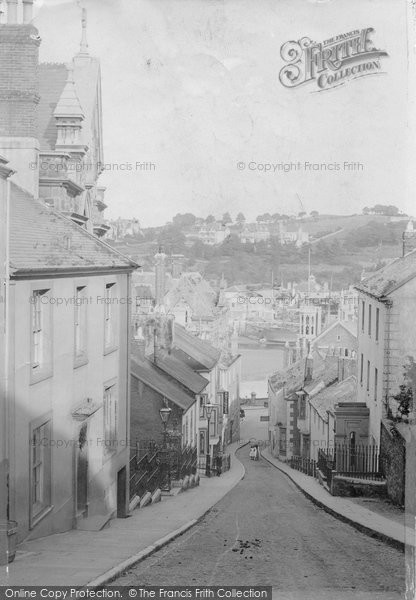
[
  {"left": 289, "top": 455, "right": 317, "bottom": 477},
  {"left": 315, "top": 444, "right": 385, "bottom": 484},
  {"left": 129, "top": 447, "right": 165, "bottom": 500},
  {"left": 177, "top": 444, "right": 197, "bottom": 480},
  {"left": 130, "top": 440, "right": 200, "bottom": 499},
  {"left": 333, "top": 444, "right": 385, "bottom": 481}
]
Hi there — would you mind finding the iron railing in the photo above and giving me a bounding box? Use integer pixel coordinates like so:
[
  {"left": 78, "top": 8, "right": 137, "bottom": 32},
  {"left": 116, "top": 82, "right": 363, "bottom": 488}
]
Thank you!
[
  {"left": 130, "top": 440, "right": 200, "bottom": 499},
  {"left": 129, "top": 447, "right": 165, "bottom": 500},
  {"left": 315, "top": 445, "right": 385, "bottom": 485},
  {"left": 333, "top": 444, "right": 385, "bottom": 481},
  {"left": 176, "top": 444, "right": 197, "bottom": 480},
  {"left": 289, "top": 455, "right": 317, "bottom": 477}
]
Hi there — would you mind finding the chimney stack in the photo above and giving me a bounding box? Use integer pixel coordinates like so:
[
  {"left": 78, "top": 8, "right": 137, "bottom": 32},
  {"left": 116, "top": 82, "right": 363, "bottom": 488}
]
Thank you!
[
  {"left": 6, "top": 0, "right": 17, "bottom": 23},
  {"left": 22, "top": 0, "right": 33, "bottom": 23},
  {"left": 0, "top": 3, "right": 41, "bottom": 196}
]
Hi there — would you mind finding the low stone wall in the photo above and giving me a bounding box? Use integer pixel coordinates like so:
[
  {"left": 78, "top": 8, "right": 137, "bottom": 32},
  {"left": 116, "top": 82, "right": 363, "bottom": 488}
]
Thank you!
[
  {"left": 380, "top": 421, "right": 405, "bottom": 506},
  {"left": 331, "top": 476, "right": 387, "bottom": 498}
]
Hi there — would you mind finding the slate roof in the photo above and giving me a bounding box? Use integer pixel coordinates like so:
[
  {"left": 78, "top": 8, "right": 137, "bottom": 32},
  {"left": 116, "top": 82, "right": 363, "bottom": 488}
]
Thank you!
[
  {"left": 269, "top": 357, "right": 306, "bottom": 395},
  {"left": 9, "top": 183, "right": 137, "bottom": 275},
  {"left": 131, "top": 357, "right": 195, "bottom": 411},
  {"left": 309, "top": 376, "right": 357, "bottom": 421},
  {"left": 38, "top": 63, "right": 68, "bottom": 151},
  {"left": 268, "top": 348, "right": 329, "bottom": 395},
  {"left": 151, "top": 351, "right": 209, "bottom": 394},
  {"left": 172, "top": 324, "right": 220, "bottom": 371},
  {"left": 355, "top": 249, "right": 416, "bottom": 298},
  {"left": 303, "top": 357, "right": 339, "bottom": 395}
]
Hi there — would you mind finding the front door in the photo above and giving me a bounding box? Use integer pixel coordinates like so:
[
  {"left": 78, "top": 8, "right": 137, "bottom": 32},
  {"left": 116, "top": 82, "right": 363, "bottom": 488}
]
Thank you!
[
  {"left": 76, "top": 422, "right": 89, "bottom": 518},
  {"left": 117, "top": 467, "right": 127, "bottom": 518}
]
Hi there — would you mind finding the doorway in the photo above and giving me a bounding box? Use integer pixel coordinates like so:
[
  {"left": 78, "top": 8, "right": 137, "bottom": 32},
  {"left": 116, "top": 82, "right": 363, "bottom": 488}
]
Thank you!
[
  {"left": 117, "top": 467, "right": 127, "bottom": 518},
  {"left": 76, "top": 422, "right": 89, "bottom": 518}
]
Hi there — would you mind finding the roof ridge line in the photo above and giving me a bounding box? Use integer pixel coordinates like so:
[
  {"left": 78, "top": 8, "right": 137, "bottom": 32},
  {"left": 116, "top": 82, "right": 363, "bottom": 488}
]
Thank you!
[{"left": 10, "top": 182, "right": 138, "bottom": 268}]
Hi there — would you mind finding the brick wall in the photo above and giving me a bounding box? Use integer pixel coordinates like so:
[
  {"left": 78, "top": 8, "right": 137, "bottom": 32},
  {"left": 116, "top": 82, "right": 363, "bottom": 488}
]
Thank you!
[
  {"left": 130, "top": 376, "right": 183, "bottom": 446},
  {"left": 380, "top": 421, "right": 405, "bottom": 506},
  {"left": 0, "top": 25, "right": 40, "bottom": 137}
]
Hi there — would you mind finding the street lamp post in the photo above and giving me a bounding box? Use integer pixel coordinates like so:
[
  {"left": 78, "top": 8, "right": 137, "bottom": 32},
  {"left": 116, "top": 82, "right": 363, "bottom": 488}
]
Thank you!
[
  {"left": 204, "top": 403, "right": 214, "bottom": 477},
  {"left": 159, "top": 406, "right": 172, "bottom": 491}
]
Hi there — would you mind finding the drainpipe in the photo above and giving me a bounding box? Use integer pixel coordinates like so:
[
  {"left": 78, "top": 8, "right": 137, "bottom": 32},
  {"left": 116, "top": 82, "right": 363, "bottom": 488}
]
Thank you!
[{"left": 125, "top": 272, "right": 132, "bottom": 516}]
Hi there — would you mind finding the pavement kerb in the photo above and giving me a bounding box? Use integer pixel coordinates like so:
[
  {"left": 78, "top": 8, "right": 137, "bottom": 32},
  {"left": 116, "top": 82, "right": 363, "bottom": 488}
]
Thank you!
[
  {"left": 261, "top": 449, "right": 405, "bottom": 552},
  {"left": 86, "top": 442, "right": 248, "bottom": 588}
]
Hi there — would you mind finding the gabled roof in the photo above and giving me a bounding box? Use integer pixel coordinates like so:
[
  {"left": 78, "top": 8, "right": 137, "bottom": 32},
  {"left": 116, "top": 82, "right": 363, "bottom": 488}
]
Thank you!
[
  {"left": 9, "top": 183, "right": 137, "bottom": 275},
  {"left": 309, "top": 375, "right": 357, "bottom": 421},
  {"left": 355, "top": 249, "right": 416, "bottom": 299},
  {"left": 172, "top": 324, "right": 220, "bottom": 371},
  {"left": 312, "top": 319, "right": 357, "bottom": 346},
  {"left": 131, "top": 356, "right": 195, "bottom": 411},
  {"left": 152, "top": 352, "right": 209, "bottom": 394}
]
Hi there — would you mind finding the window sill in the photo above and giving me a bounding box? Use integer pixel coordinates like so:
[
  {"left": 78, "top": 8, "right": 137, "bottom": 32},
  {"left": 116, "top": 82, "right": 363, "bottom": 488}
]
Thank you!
[
  {"left": 74, "top": 355, "right": 88, "bottom": 369},
  {"left": 104, "top": 345, "right": 118, "bottom": 356},
  {"left": 30, "top": 367, "right": 53, "bottom": 386},
  {"left": 30, "top": 504, "right": 54, "bottom": 530}
]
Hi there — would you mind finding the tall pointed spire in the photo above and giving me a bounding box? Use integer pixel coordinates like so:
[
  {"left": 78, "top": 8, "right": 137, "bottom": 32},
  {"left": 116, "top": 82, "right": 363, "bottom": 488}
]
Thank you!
[
  {"left": 54, "top": 62, "right": 84, "bottom": 119},
  {"left": 78, "top": 5, "right": 89, "bottom": 56}
]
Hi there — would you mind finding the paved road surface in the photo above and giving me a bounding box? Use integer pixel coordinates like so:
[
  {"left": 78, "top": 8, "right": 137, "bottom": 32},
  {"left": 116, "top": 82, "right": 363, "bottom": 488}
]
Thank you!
[{"left": 112, "top": 447, "right": 405, "bottom": 599}]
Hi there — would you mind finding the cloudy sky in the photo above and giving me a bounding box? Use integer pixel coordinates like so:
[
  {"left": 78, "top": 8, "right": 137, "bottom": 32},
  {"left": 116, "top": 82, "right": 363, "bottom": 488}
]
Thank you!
[{"left": 33, "top": 0, "right": 411, "bottom": 226}]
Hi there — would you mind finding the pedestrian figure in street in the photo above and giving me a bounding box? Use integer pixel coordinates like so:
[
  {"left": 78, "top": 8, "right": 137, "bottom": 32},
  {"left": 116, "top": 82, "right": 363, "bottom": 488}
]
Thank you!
[
  {"left": 254, "top": 444, "right": 260, "bottom": 461},
  {"left": 249, "top": 446, "right": 256, "bottom": 460}
]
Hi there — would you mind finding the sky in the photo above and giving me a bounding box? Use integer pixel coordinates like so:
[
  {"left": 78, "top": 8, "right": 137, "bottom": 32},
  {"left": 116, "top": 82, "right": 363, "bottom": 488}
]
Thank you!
[{"left": 32, "top": 0, "right": 412, "bottom": 227}]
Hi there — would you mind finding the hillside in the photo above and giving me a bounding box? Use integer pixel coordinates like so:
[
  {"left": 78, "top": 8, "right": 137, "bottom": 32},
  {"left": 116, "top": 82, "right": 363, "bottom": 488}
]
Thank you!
[{"left": 108, "top": 213, "right": 410, "bottom": 289}]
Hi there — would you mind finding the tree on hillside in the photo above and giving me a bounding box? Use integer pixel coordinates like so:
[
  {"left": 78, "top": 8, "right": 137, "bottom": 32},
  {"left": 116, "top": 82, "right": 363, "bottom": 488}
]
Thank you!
[
  {"left": 172, "top": 213, "right": 196, "bottom": 228},
  {"left": 222, "top": 212, "right": 232, "bottom": 224},
  {"left": 236, "top": 212, "right": 246, "bottom": 224},
  {"left": 256, "top": 212, "right": 272, "bottom": 222},
  {"left": 362, "top": 207, "right": 370, "bottom": 215},
  {"left": 157, "top": 225, "right": 186, "bottom": 253},
  {"left": 298, "top": 211, "right": 307, "bottom": 218},
  {"left": 372, "top": 204, "right": 399, "bottom": 216},
  {"left": 205, "top": 214, "right": 216, "bottom": 224},
  {"left": 310, "top": 210, "right": 319, "bottom": 218}
]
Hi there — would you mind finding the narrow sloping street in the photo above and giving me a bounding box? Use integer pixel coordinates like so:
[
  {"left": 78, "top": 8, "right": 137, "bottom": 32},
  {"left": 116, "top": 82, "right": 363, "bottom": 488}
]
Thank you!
[{"left": 112, "top": 446, "right": 404, "bottom": 599}]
